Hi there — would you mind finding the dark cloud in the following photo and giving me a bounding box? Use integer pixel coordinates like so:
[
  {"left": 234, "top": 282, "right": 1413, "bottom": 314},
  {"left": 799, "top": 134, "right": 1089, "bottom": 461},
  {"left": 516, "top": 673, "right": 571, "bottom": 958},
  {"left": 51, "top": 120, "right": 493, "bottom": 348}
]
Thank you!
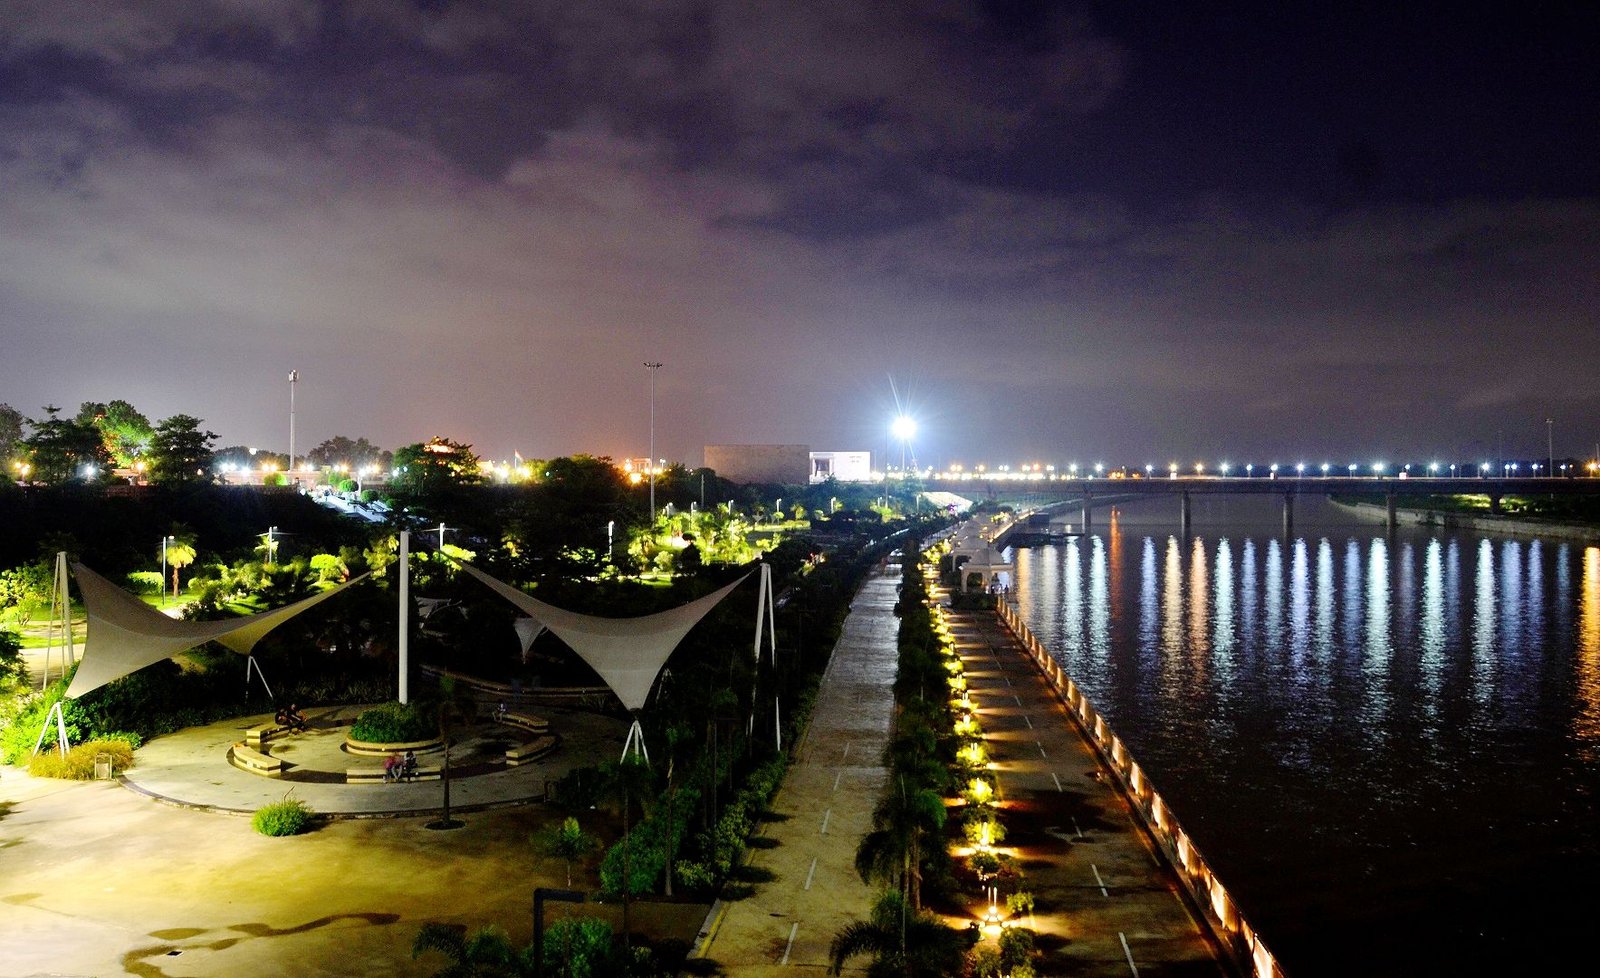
[{"left": 0, "top": 2, "right": 1594, "bottom": 468}]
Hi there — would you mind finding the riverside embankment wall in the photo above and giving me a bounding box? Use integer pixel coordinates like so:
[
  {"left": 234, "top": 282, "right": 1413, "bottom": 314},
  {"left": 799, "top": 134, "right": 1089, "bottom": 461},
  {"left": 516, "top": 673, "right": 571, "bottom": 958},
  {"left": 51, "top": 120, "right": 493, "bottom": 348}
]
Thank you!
[
  {"left": 1330, "top": 497, "right": 1600, "bottom": 543},
  {"left": 995, "top": 599, "right": 1285, "bottom": 978}
]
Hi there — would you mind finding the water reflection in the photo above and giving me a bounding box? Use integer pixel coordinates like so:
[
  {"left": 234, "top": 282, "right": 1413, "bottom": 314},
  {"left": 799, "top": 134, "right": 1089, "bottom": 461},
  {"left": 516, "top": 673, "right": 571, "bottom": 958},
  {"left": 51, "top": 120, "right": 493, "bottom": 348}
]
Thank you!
[
  {"left": 1578, "top": 547, "right": 1600, "bottom": 759},
  {"left": 1015, "top": 517, "right": 1600, "bottom": 978}
]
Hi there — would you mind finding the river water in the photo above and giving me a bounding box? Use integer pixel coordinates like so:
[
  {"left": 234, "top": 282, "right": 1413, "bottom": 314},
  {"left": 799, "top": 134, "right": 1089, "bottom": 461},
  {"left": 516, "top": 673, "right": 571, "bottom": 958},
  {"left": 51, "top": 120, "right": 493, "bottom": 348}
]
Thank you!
[{"left": 1007, "top": 494, "right": 1600, "bottom": 978}]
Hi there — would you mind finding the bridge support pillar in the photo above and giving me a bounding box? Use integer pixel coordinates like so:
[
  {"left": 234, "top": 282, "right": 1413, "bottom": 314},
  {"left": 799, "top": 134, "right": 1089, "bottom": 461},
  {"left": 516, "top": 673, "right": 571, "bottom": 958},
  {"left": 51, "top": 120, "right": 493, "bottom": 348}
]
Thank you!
[
  {"left": 1282, "top": 493, "right": 1294, "bottom": 534},
  {"left": 1386, "top": 492, "right": 1398, "bottom": 530},
  {"left": 1489, "top": 494, "right": 1503, "bottom": 514},
  {"left": 1082, "top": 489, "right": 1092, "bottom": 532},
  {"left": 1179, "top": 491, "right": 1191, "bottom": 534}
]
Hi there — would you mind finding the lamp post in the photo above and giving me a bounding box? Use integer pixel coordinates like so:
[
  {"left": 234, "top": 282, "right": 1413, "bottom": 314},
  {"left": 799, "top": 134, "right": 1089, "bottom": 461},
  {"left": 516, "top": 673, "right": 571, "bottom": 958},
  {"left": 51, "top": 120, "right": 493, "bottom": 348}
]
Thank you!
[
  {"left": 1547, "top": 418, "right": 1554, "bottom": 478},
  {"left": 160, "top": 535, "right": 173, "bottom": 607},
  {"left": 288, "top": 369, "right": 298, "bottom": 481},
  {"left": 645, "top": 362, "right": 663, "bottom": 521}
]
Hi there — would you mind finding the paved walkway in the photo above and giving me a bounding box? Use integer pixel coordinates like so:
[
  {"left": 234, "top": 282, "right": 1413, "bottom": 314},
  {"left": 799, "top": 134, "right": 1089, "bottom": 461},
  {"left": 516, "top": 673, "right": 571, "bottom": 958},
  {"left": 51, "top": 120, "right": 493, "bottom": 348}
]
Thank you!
[
  {"left": 120, "top": 703, "right": 628, "bottom": 815},
  {"left": 945, "top": 589, "right": 1232, "bottom": 977},
  {"left": 691, "top": 562, "right": 902, "bottom": 975}
]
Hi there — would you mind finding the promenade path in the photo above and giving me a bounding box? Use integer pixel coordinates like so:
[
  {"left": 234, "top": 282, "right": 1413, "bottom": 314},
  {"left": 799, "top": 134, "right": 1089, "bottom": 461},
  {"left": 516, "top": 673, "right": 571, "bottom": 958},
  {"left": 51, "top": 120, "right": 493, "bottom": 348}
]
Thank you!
[
  {"left": 690, "top": 561, "right": 902, "bottom": 975},
  {"left": 944, "top": 585, "right": 1232, "bottom": 977},
  {"left": 691, "top": 545, "right": 1232, "bottom": 977}
]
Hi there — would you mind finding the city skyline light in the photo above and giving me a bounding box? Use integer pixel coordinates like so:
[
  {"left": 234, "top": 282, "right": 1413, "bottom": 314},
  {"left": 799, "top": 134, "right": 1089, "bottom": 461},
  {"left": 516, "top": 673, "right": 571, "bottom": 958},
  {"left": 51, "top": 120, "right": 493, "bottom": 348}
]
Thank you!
[{"left": 1, "top": 3, "right": 1595, "bottom": 468}]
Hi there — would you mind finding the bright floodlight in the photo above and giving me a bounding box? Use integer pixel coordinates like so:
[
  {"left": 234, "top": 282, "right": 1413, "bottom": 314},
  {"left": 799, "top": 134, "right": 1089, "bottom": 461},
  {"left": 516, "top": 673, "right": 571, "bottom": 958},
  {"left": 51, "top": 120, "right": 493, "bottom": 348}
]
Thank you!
[{"left": 891, "top": 415, "right": 917, "bottom": 441}]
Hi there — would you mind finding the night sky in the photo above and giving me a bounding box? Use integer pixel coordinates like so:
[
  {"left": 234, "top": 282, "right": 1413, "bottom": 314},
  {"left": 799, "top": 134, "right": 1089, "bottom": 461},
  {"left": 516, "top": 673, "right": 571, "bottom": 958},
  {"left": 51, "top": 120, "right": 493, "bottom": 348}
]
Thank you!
[{"left": 2, "top": 1, "right": 1596, "bottom": 469}]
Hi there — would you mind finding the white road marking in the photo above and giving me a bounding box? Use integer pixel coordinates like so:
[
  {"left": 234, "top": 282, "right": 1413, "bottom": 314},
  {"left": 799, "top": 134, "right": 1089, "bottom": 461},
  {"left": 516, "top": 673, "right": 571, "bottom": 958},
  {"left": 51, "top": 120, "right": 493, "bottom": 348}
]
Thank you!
[
  {"left": 781, "top": 922, "right": 799, "bottom": 965},
  {"left": 833, "top": 771, "right": 843, "bottom": 792},
  {"left": 1051, "top": 772, "right": 1063, "bottom": 792},
  {"left": 1037, "top": 741, "right": 1048, "bottom": 759},
  {"left": 1092, "top": 863, "right": 1109, "bottom": 896},
  {"left": 842, "top": 743, "right": 850, "bottom": 762},
  {"left": 804, "top": 857, "right": 818, "bottom": 890},
  {"left": 1023, "top": 714, "right": 1033, "bottom": 729},
  {"left": 1119, "top": 932, "right": 1139, "bottom": 976},
  {"left": 820, "top": 809, "right": 831, "bottom": 835},
  {"left": 1072, "top": 816, "right": 1085, "bottom": 840},
  {"left": 1014, "top": 695, "right": 1023, "bottom": 706}
]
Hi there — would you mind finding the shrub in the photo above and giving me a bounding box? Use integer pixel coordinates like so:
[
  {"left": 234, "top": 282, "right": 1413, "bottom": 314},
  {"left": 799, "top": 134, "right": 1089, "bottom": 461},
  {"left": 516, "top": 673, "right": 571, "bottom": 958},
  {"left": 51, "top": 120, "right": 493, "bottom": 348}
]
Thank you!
[
  {"left": 26, "top": 738, "right": 136, "bottom": 779},
  {"left": 349, "top": 701, "right": 436, "bottom": 742},
  {"left": 252, "top": 796, "right": 314, "bottom": 836},
  {"left": 1006, "top": 890, "right": 1035, "bottom": 917},
  {"left": 999, "top": 927, "right": 1037, "bottom": 969}
]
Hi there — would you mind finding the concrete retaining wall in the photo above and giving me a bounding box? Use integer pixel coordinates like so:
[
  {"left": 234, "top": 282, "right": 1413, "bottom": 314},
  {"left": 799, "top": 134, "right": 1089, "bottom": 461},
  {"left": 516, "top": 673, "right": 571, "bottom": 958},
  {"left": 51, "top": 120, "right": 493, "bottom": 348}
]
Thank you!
[
  {"left": 995, "top": 598, "right": 1284, "bottom": 978},
  {"left": 1330, "top": 498, "right": 1600, "bottom": 543}
]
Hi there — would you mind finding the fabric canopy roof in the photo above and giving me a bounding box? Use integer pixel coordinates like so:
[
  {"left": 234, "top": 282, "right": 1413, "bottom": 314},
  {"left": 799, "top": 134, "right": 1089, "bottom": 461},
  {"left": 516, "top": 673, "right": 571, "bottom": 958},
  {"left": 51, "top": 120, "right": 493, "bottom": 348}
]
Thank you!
[
  {"left": 458, "top": 563, "right": 750, "bottom": 711},
  {"left": 512, "top": 617, "right": 545, "bottom": 661},
  {"left": 66, "top": 562, "right": 371, "bottom": 699}
]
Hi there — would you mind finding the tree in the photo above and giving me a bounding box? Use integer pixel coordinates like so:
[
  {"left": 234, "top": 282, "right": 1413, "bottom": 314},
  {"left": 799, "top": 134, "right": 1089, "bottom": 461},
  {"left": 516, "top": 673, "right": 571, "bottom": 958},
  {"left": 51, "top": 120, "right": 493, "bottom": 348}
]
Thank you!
[
  {"left": 147, "top": 414, "right": 216, "bottom": 484},
  {"left": 163, "top": 532, "right": 197, "bottom": 601},
  {"left": 0, "top": 403, "right": 23, "bottom": 465},
  {"left": 412, "top": 923, "right": 524, "bottom": 978},
  {"left": 854, "top": 776, "right": 947, "bottom": 909},
  {"left": 425, "top": 674, "right": 479, "bottom": 829},
  {"left": 828, "top": 890, "right": 965, "bottom": 977},
  {"left": 76, "top": 399, "right": 153, "bottom": 467},
  {"left": 21, "top": 405, "right": 108, "bottom": 483},
  {"left": 0, "top": 630, "right": 27, "bottom": 695},
  {"left": 536, "top": 816, "right": 598, "bottom": 888},
  {"left": 307, "top": 435, "right": 388, "bottom": 469},
  {"left": 392, "top": 437, "right": 483, "bottom": 496}
]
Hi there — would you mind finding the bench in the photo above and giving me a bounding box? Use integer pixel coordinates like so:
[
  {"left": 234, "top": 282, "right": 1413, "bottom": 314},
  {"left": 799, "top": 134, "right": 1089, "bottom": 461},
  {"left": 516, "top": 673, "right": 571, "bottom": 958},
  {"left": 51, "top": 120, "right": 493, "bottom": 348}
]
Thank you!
[
  {"left": 494, "top": 712, "right": 550, "bottom": 736},
  {"left": 229, "top": 743, "right": 284, "bottom": 777},
  {"left": 244, "top": 723, "right": 287, "bottom": 749},
  {"left": 505, "top": 734, "right": 559, "bottom": 766},
  {"left": 345, "top": 764, "right": 442, "bottom": 784}
]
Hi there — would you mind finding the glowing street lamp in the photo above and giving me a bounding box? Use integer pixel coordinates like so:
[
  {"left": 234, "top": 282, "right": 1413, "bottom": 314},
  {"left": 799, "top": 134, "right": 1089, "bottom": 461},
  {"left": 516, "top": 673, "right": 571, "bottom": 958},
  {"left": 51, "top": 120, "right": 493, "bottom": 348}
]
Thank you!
[{"left": 891, "top": 415, "right": 916, "bottom": 473}]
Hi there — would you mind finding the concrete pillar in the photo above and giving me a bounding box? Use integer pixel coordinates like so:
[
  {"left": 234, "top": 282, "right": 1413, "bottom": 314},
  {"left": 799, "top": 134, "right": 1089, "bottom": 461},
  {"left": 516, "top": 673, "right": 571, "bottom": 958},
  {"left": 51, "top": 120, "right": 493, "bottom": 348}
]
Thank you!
[
  {"left": 1082, "top": 488, "right": 1093, "bottom": 532},
  {"left": 1179, "top": 491, "right": 1191, "bottom": 534},
  {"left": 1385, "top": 492, "right": 1397, "bottom": 530},
  {"left": 1282, "top": 492, "right": 1294, "bottom": 534},
  {"left": 398, "top": 529, "right": 410, "bottom": 705},
  {"left": 1489, "top": 494, "right": 1503, "bottom": 514}
]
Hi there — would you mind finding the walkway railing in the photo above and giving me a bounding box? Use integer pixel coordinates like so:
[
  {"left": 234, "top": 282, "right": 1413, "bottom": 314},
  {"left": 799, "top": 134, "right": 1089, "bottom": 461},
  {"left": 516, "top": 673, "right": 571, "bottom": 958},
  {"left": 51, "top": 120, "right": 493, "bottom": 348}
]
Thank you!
[{"left": 995, "top": 598, "right": 1286, "bottom": 978}]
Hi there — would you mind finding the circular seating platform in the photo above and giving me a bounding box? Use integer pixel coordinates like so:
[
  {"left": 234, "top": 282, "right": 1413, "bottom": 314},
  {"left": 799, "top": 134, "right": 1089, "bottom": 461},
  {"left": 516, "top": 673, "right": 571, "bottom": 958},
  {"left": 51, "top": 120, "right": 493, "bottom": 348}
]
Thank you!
[{"left": 118, "top": 703, "right": 628, "bottom": 816}]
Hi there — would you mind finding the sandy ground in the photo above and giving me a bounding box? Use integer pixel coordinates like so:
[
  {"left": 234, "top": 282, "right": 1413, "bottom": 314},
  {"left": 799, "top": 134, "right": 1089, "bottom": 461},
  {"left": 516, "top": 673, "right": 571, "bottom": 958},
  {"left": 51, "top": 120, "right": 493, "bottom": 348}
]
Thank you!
[{"left": 0, "top": 769, "right": 707, "bottom": 978}]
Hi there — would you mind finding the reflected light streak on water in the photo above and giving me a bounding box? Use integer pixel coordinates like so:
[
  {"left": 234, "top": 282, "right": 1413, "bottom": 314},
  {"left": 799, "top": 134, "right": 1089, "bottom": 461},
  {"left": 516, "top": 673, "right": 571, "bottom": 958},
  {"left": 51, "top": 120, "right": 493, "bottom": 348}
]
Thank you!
[{"left": 1013, "top": 500, "right": 1600, "bottom": 978}]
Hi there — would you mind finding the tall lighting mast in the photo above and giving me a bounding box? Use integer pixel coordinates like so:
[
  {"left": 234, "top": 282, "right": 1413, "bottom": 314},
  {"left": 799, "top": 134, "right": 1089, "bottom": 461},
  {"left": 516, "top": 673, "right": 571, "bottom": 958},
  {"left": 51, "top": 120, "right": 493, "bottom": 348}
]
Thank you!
[
  {"left": 645, "top": 362, "right": 663, "bottom": 520},
  {"left": 288, "top": 369, "right": 299, "bottom": 480}
]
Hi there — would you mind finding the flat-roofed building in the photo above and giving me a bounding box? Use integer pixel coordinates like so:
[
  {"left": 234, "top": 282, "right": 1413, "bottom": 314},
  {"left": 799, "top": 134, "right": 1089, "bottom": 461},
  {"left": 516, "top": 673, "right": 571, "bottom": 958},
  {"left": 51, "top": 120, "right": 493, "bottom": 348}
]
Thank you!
[
  {"left": 703, "top": 444, "right": 810, "bottom": 485},
  {"left": 808, "top": 451, "right": 873, "bottom": 483}
]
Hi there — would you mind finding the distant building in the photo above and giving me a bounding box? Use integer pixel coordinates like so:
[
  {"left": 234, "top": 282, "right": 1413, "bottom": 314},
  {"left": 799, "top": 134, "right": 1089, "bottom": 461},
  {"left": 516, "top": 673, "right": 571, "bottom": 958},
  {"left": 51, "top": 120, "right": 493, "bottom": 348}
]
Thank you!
[
  {"left": 703, "top": 444, "right": 810, "bottom": 485},
  {"left": 809, "top": 451, "right": 874, "bottom": 483}
]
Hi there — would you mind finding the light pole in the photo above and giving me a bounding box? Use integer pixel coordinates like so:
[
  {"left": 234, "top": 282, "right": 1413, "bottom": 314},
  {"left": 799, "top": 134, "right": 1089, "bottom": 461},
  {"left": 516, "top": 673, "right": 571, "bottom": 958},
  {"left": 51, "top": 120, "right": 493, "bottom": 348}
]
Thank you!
[
  {"left": 645, "top": 362, "right": 663, "bottom": 521},
  {"left": 1547, "top": 418, "right": 1554, "bottom": 478},
  {"left": 288, "top": 369, "right": 298, "bottom": 482},
  {"left": 160, "top": 535, "right": 173, "bottom": 607}
]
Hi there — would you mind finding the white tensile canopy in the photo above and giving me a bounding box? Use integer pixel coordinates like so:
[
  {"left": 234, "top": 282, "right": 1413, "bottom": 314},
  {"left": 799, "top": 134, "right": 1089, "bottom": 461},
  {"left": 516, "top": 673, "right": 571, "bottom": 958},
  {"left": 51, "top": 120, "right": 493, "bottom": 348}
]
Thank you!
[
  {"left": 457, "top": 563, "right": 750, "bottom": 713},
  {"left": 65, "top": 561, "right": 372, "bottom": 699},
  {"left": 512, "top": 617, "right": 546, "bottom": 662}
]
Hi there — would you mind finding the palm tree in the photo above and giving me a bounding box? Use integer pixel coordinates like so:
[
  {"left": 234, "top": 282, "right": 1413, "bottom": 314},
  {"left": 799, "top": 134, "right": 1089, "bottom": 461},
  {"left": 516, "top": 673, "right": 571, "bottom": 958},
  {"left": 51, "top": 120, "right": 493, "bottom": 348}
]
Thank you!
[
  {"left": 535, "top": 816, "right": 597, "bottom": 888},
  {"left": 426, "top": 675, "right": 478, "bottom": 830},
  {"left": 854, "top": 776, "right": 947, "bottom": 908},
  {"left": 412, "top": 923, "right": 526, "bottom": 978},
  {"left": 163, "top": 531, "right": 197, "bottom": 602},
  {"left": 828, "top": 890, "right": 965, "bottom": 977}
]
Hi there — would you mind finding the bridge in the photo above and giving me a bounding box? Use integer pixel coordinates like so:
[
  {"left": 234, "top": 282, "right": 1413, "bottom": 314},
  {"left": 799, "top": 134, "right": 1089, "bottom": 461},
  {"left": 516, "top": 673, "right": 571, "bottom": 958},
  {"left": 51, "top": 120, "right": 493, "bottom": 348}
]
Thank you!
[{"left": 923, "top": 475, "right": 1600, "bottom": 534}]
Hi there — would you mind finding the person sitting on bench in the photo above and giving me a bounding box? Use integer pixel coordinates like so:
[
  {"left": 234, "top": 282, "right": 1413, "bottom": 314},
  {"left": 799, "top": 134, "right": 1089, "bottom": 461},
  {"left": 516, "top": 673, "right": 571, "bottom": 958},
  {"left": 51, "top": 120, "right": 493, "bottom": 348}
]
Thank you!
[
  {"left": 275, "top": 703, "right": 308, "bottom": 733},
  {"left": 400, "top": 750, "right": 417, "bottom": 781}
]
